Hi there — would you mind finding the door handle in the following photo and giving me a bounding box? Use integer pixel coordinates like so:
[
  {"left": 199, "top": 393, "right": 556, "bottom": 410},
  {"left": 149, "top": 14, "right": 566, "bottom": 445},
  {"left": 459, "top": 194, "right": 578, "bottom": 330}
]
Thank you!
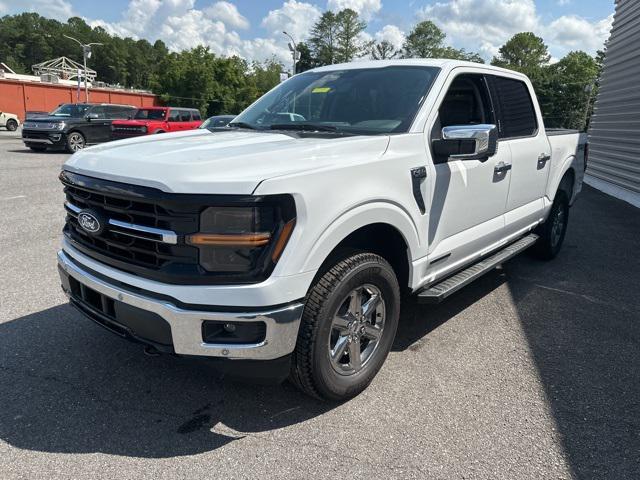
[
  {"left": 538, "top": 153, "right": 551, "bottom": 164},
  {"left": 494, "top": 161, "right": 512, "bottom": 174}
]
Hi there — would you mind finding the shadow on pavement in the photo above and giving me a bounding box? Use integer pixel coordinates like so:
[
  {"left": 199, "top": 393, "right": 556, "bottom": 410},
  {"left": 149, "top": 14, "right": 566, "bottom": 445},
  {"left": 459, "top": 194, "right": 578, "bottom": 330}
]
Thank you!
[
  {"left": 0, "top": 304, "right": 333, "bottom": 458},
  {"left": 505, "top": 186, "right": 640, "bottom": 479}
]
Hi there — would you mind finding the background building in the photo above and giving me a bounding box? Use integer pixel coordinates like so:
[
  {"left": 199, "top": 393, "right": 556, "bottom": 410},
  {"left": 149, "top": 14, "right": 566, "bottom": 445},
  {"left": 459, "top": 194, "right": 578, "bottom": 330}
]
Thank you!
[
  {"left": 587, "top": 0, "right": 640, "bottom": 207},
  {"left": 0, "top": 59, "right": 158, "bottom": 120}
]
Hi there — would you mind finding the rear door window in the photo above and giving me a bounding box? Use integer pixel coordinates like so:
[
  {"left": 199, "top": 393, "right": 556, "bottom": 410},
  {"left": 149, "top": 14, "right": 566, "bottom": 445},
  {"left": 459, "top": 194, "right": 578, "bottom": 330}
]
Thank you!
[
  {"left": 179, "top": 110, "right": 192, "bottom": 122},
  {"left": 488, "top": 76, "right": 538, "bottom": 139}
]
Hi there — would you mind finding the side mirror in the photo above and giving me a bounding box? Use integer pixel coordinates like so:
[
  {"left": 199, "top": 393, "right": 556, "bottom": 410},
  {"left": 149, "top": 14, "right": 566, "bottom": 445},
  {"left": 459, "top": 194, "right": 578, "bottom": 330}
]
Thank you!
[{"left": 434, "top": 124, "right": 498, "bottom": 161}]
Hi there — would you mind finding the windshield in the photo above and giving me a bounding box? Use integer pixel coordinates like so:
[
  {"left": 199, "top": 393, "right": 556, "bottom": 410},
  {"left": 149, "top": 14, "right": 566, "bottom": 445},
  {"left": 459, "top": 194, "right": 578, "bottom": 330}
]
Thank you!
[
  {"left": 50, "top": 104, "right": 92, "bottom": 118},
  {"left": 134, "top": 109, "right": 167, "bottom": 120},
  {"left": 232, "top": 66, "right": 439, "bottom": 135}
]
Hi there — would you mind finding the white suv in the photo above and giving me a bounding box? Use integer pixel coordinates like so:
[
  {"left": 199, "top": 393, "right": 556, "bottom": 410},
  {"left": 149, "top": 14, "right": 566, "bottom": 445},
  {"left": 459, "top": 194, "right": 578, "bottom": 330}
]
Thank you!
[
  {"left": 57, "top": 60, "right": 586, "bottom": 400},
  {"left": 0, "top": 111, "right": 19, "bottom": 131}
]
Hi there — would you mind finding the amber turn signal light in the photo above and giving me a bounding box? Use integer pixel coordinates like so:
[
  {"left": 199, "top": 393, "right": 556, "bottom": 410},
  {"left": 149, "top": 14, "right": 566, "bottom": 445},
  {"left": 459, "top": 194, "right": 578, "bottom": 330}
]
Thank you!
[
  {"left": 186, "top": 232, "right": 271, "bottom": 247},
  {"left": 271, "top": 219, "right": 296, "bottom": 262}
]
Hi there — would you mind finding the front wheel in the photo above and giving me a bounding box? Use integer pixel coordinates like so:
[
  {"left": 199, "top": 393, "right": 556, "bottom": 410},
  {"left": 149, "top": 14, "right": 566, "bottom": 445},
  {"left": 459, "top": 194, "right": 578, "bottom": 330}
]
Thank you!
[
  {"left": 65, "top": 132, "right": 86, "bottom": 153},
  {"left": 6, "top": 119, "right": 18, "bottom": 131},
  {"left": 532, "top": 190, "right": 569, "bottom": 260},
  {"left": 290, "top": 252, "right": 400, "bottom": 401}
]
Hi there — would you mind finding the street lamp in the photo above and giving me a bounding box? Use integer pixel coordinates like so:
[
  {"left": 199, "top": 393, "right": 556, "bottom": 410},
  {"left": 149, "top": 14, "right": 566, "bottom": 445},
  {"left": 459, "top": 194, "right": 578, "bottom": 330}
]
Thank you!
[
  {"left": 63, "top": 34, "right": 103, "bottom": 102},
  {"left": 283, "top": 31, "right": 297, "bottom": 75}
]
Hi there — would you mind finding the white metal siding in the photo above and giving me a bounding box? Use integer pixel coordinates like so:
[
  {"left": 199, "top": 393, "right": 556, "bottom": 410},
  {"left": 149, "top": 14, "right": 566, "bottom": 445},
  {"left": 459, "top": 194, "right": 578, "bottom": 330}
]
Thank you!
[{"left": 588, "top": 0, "right": 640, "bottom": 194}]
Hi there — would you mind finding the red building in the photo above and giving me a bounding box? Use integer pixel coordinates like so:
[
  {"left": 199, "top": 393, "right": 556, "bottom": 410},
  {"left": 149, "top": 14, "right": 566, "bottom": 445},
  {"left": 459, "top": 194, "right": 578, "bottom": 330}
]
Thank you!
[{"left": 0, "top": 77, "right": 159, "bottom": 121}]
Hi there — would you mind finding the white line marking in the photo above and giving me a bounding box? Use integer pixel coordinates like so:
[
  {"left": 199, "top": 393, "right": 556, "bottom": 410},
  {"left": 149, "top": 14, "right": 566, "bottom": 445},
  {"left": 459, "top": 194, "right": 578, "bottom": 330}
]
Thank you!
[{"left": 1, "top": 195, "right": 27, "bottom": 200}]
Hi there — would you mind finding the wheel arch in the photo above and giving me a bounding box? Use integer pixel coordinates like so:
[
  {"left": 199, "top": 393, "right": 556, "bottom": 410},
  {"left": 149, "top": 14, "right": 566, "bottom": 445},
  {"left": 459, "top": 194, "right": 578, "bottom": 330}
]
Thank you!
[{"left": 295, "top": 202, "right": 420, "bottom": 292}]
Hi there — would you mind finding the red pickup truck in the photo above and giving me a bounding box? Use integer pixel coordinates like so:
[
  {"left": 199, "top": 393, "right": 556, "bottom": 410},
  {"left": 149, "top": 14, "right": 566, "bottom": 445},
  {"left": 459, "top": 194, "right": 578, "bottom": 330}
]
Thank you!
[{"left": 111, "top": 107, "right": 202, "bottom": 139}]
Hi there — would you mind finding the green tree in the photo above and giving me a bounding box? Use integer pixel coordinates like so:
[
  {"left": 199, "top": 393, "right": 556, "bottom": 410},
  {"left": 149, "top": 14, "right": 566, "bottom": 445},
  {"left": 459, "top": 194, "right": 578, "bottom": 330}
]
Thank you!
[
  {"left": 335, "top": 9, "right": 371, "bottom": 62},
  {"left": 309, "top": 11, "right": 340, "bottom": 65},
  {"left": 540, "top": 51, "right": 600, "bottom": 130},
  {"left": 401, "top": 20, "right": 482, "bottom": 62},
  {"left": 371, "top": 40, "right": 399, "bottom": 60},
  {"left": 295, "top": 42, "right": 317, "bottom": 73},
  {"left": 402, "top": 21, "right": 445, "bottom": 58},
  {"left": 491, "top": 32, "right": 550, "bottom": 74}
]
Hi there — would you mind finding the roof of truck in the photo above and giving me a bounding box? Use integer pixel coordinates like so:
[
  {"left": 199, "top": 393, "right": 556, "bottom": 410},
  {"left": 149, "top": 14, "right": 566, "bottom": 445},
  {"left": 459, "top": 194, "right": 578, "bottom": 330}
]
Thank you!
[{"left": 309, "top": 59, "right": 526, "bottom": 79}]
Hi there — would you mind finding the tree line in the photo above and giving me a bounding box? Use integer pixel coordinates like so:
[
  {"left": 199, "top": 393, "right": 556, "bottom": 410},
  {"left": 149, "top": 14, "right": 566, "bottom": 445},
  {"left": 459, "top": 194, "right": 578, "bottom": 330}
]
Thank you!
[{"left": 0, "top": 10, "right": 602, "bottom": 128}]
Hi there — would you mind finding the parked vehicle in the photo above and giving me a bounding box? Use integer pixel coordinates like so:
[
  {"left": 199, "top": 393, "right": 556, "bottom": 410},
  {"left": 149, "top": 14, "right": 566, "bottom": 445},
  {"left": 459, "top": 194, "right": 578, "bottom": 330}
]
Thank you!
[
  {"left": 110, "top": 107, "right": 202, "bottom": 139},
  {"left": 0, "top": 111, "right": 19, "bottom": 131},
  {"left": 22, "top": 103, "right": 136, "bottom": 152},
  {"left": 199, "top": 115, "right": 236, "bottom": 130},
  {"left": 57, "top": 60, "right": 586, "bottom": 400}
]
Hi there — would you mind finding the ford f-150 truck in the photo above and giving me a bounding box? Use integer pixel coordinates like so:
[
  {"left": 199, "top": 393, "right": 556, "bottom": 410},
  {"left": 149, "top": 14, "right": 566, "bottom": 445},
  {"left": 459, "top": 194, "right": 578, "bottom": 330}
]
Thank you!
[
  {"left": 110, "top": 107, "right": 202, "bottom": 139},
  {"left": 57, "top": 60, "right": 586, "bottom": 400}
]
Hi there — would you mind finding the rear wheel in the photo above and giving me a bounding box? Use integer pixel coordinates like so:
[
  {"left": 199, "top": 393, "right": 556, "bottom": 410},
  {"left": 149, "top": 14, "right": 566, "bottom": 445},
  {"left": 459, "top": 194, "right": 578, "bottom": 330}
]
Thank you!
[
  {"left": 6, "top": 119, "right": 18, "bottom": 131},
  {"left": 532, "top": 190, "right": 569, "bottom": 260},
  {"left": 66, "top": 132, "right": 85, "bottom": 153},
  {"left": 290, "top": 252, "right": 400, "bottom": 401}
]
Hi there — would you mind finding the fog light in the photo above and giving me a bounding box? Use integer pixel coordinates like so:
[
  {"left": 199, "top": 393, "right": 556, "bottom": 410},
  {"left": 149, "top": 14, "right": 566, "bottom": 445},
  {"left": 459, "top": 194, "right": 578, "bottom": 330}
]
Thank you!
[{"left": 202, "top": 320, "right": 266, "bottom": 344}]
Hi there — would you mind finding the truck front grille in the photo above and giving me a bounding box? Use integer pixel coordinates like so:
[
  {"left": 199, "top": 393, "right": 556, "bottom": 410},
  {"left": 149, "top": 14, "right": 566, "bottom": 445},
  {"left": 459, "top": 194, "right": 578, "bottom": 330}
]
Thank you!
[{"left": 61, "top": 171, "right": 203, "bottom": 282}]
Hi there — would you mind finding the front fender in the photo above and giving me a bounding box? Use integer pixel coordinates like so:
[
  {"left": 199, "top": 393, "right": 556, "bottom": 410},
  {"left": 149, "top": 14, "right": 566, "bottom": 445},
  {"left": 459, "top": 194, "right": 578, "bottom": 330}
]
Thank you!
[{"left": 296, "top": 201, "right": 421, "bottom": 273}]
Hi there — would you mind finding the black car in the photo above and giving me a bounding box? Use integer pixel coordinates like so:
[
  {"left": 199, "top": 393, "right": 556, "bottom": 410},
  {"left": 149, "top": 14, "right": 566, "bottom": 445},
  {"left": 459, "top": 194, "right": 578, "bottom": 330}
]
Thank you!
[{"left": 22, "top": 103, "right": 137, "bottom": 153}]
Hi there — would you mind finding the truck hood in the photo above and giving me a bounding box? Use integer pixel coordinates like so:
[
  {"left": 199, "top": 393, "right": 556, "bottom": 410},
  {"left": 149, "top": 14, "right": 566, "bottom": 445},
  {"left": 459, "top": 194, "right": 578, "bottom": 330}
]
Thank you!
[{"left": 64, "top": 129, "right": 390, "bottom": 194}]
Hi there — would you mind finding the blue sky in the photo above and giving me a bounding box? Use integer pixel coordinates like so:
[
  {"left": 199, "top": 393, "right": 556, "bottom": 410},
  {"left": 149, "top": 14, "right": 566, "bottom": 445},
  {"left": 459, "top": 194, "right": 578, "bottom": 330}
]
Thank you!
[{"left": 3, "top": 1, "right": 615, "bottom": 67}]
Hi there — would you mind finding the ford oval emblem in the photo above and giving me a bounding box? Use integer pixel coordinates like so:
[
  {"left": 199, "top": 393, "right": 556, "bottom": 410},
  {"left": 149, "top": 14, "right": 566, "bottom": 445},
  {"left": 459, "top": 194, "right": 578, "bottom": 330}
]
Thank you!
[{"left": 77, "top": 210, "right": 104, "bottom": 235}]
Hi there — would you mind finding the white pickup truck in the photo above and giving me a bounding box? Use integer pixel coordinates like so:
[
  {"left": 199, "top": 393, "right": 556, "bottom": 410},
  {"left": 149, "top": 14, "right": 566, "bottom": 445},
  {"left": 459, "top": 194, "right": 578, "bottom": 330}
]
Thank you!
[{"left": 57, "top": 60, "right": 586, "bottom": 400}]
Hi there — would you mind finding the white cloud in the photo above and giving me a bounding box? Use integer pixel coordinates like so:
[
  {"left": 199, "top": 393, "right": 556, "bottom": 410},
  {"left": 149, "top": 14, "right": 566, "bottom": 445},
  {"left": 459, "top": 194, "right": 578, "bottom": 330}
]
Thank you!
[
  {"left": 327, "top": 0, "right": 382, "bottom": 20},
  {"left": 204, "top": 1, "right": 249, "bottom": 30},
  {"left": 12, "top": 0, "right": 75, "bottom": 21},
  {"left": 374, "top": 24, "right": 405, "bottom": 50},
  {"left": 261, "top": 0, "right": 322, "bottom": 42},
  {"left": 417, "top": 0, "right": 612, "bottom": 59},
  {"left": 547, "top": 14, "right": 613, "bottom": 54}
]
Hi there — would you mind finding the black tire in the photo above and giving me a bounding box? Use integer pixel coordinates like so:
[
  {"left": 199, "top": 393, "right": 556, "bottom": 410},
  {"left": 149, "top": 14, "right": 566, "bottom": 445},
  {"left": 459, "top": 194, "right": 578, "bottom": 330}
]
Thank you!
[
  {"left": 28, "top": 145, "right": 47, "bottom": 152},
  {"left": 65, "top": 131, "right": 86, "bottom": 153},
  {"left": 6, "top": 119, "right": 18, "bottom": 131},
  {"left": 532, "top": 190, "right": 569, "bottom": 260},
  {"left": 290, "top": 252, "right": 400, "bottom": 401}
]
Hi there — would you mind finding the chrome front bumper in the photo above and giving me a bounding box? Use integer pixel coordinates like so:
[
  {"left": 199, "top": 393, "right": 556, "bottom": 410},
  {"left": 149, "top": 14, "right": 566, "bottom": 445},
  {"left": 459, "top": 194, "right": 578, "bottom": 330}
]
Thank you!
[{"left": 57, "top": 250, "right": 304, "bottom": 360}]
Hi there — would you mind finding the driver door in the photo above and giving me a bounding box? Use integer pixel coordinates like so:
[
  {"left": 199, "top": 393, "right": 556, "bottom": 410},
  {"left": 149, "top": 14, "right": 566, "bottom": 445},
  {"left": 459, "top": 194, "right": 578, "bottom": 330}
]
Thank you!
[{"left": 424, "top": 72, "right": 512, "bottom": 278}]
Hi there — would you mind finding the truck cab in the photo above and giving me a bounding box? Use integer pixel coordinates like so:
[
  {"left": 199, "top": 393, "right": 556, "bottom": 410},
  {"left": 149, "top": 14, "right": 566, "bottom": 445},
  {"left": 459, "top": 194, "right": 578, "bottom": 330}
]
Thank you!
[
  {"left": 57, "top": 60, "right": 586, "bottom": 401},
  {"left": 111, "top": 107, "right": 202, "bottom": 138}
]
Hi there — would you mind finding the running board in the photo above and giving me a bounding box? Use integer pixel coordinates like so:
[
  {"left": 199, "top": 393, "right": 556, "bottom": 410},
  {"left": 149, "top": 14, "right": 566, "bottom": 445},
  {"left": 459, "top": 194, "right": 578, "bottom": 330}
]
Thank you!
[{"left": 417, "top": 234, "right": 539, "bottom": 304}]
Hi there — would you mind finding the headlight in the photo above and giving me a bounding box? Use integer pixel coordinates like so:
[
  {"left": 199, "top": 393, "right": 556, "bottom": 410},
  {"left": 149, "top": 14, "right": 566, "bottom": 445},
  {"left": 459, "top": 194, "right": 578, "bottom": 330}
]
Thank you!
[
  {"left": 52, "top": 122, "right": 65, "bottom": 130},
  {"left": 141, "top": 126, "right": 148, "bottom": 133},
  {"left": 186, "top": 196, "right": 296, "bottom": 277}
]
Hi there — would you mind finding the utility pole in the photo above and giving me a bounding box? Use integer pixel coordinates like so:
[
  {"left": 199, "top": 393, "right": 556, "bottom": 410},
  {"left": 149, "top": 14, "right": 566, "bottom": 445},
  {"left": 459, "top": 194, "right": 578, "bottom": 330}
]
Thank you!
[
  {"left": 64, "top": 35, "right": 103, "bottom": 102},
  {"left": 283, "top": 31, "right": 297, "bottom": 75}
]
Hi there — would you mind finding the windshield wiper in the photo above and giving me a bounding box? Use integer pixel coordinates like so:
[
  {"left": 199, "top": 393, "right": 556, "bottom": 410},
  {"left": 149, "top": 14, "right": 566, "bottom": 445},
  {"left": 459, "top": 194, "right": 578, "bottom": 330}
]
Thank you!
[
  {"left": 228, "top": 121, "right": 260, "bottom": 130},
  {"left": 269, "top": 123, "right": 338, "bottom": 132}
]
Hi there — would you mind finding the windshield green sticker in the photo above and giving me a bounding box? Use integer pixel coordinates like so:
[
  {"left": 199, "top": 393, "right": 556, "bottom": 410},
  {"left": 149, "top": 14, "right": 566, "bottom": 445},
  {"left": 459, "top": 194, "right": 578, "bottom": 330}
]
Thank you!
[{"left": 312, "top": 87, "right": 331, "bottom": 93}]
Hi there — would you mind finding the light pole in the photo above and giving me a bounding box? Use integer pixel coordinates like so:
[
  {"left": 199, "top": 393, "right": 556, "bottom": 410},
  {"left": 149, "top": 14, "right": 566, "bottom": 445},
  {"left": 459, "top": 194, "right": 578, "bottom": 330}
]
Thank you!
[
  {"left": 283, "top": 31, "right": 297, "bottom": 75},
  {"left": 64, "top": 35, "right": 103, "bottom": 102}
]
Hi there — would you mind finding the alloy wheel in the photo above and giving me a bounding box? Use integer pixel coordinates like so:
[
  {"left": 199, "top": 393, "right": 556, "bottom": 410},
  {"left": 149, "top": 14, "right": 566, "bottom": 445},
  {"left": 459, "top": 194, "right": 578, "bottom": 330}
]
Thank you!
[{"left": 328, "top": 284, "right": 386, "bottom": 376}]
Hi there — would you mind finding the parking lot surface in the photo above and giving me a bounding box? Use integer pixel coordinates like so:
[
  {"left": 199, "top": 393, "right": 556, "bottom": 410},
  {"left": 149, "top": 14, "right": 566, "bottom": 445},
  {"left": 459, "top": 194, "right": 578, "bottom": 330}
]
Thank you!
[{"left": 1, "top": 130, "right": 639, "bottom": 479}]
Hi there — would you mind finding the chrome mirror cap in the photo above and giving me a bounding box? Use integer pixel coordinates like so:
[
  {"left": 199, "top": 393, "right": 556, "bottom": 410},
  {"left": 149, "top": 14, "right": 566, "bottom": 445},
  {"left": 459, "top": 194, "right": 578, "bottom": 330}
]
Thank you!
[{"left": 442, "top": 124, "right": 498, "bottom": 160}]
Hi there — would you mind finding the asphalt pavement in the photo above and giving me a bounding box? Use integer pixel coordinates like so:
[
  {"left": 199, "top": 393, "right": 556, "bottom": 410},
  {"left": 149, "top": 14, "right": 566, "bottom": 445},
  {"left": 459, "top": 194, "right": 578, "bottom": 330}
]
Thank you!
[{"left": 0, "top": 129, "right": 638, "bottom": 479}]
